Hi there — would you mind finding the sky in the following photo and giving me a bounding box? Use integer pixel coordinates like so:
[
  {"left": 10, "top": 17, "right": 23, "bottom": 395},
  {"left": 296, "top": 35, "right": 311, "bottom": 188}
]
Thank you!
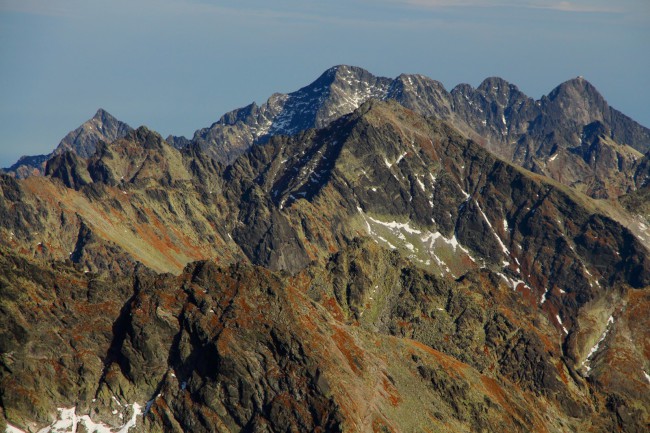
[{"left": 1, "top": 0, "right": 649, "bottom": 167}]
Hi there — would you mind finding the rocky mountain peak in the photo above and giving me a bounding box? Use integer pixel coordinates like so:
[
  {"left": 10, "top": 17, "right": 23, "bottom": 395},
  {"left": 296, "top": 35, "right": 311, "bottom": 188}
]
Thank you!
[
  {"left": 474, "top": 77, "right": 530, "bottom": 109},
  {"left": 53, "top": 108, "right": 134, "bottom": 159},
  {"left": 320, "top": 64, "right": 372, "bottom": 82},
  {"left": 183, "top": 65, "right": 392, "bottom": 165},
  {"left": 93, "top": 107, "right": 112, "bottom": 121},
  {"left": 389, "top": 73, "right": 448, "bottom": 97},
  {"left": 550, "top": 75, "right": 599, "bottom": 98},
  {"left": 3, "top": 154, "right": 49, "bottom": 179},
  {"left": 385, "top": 74, "right": 452, "bottom": 120},
  {"left": 6, "top": 66, "right": 650, "bottom": 206},
  {"left": 477, "top": 76, "right": 514, "bottom": 93},
  {"left": 1, "top": 109, "right": 134, "bottom": 179},
  {"left": 127, "top": 125, "right": 166, "bottom": 149},
  {"left": 267, "top": 64, "right": 390, "bottom": 135},
  {"left": 545, "top": 76, "right": 608, "bottom": 122},
  {"left": 216, "top": 102, "right": 260, "bottom": 127}
]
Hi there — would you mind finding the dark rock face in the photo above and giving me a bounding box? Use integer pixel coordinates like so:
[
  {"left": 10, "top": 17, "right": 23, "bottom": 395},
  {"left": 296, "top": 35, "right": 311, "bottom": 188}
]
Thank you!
[{"left": 45, "top": 151, "right": 92, "bottom": 189}]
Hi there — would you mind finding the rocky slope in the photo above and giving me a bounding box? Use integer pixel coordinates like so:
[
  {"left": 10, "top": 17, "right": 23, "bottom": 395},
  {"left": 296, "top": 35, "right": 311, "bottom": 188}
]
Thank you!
[
  {"left": 2, "top": 238, "right": 649, "bottom": 433},
  {"left": 1, "top": 99, "right": 649, "bottom": 432},
  {"left": 5, "top": 238, "right": 650, "bottom": 432}
]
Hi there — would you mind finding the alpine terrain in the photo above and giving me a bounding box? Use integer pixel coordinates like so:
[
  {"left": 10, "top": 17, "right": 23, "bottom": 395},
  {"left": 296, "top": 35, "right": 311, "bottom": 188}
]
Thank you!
[{"left": 1, "top": 66, "right": 649, "bottom": 433}]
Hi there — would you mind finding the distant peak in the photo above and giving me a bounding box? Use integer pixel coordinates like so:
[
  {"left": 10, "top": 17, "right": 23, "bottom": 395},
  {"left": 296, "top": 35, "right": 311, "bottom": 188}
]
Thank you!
[
  {"left": 554, "top": 76, "right": 597, "bottom": 92},
  {"left": 450, "top": 83, "right": 475, "bottom": 94},
  {"left": 117, "top": 126, "right": 166, "bottom": 150},
  {"left": 326, "top": 64, "right": 364, "bottom": 74},
  {"left": 548, "top": 76, "right": 603, "bottom": 102},
  {"left": 477, "top": 76, "right": 515, "bottom": 93},
  {"left": 93, "top": 108, "right": 113, "bottom": 119},
  {"left": 131, "top": 125, "right": 160, "bottom": 140},
  {"left": 319, "top": 65, "right": 347, "bottom": 79},
  {"left": 573, "top": 75, "right": 586, "bottom": 82},
  {"left": 316, "top": 65, "right": 375, "bottom": 84},
  {"left": 396, "top": 73, "right": 445, "bottom": 86}
]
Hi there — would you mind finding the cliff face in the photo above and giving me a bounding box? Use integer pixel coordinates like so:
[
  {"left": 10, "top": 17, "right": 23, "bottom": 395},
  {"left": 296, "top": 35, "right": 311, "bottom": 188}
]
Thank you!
[{"left": 1, "top": 98, "right": 649, "bottom": 432}]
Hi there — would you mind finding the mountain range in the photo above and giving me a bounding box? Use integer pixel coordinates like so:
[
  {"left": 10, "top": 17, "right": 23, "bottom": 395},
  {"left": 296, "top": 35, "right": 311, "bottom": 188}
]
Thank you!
[
  {"left": 1, "top": 66, "right": 649, "bottom": 432},
  {"left": 7, "top": 66, "right": 650, "bottom": 201}
]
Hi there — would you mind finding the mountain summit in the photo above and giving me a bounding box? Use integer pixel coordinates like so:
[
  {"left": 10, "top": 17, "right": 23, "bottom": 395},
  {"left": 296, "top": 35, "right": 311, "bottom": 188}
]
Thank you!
[
  {"left": 54, "top": 108, "right": 133, "bottom": 159},
  {"left": 167, "top": 65, "right": 393, "bottom": 163},
  {"left": 2, "top": 108, "right": 133, "bottom": 179}
]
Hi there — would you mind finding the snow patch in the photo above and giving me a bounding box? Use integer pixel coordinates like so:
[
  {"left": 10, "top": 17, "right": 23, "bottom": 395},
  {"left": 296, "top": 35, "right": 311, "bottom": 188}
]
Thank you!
[
  {"left": 376, "top": 236, "right": 396, "bottom": 250},
  {"left": 500, "top": 275, "right": 533, "bottom": 292},
  {"left": 29, "top": 403, "right": 142, "bottom": 433},
  {"left": 556, "top": 315, "right": 569, "bottom": 335},
  {"left": 457, "top": 183, "right": 470, "bottom": 200},
  {"left": 474, "top": 199, "right": 509, "bottom": 255},
  {"left": 366, "top": 215, "right": 422, "bottom": 235},
  {"left": 416, "top": 176, "right": 425, "bottom": 191},
  {"left": 358, "top": 208, "right": 475, "bottom": 274},
  {"left": 540, "top": 288, "right": 549, "bottom": 304},
  {"left": 581, "top": 315, "right": 614, "bottom": 375},
  {"left": 385, "top": 152, "right": 407, "bottom": 169}
]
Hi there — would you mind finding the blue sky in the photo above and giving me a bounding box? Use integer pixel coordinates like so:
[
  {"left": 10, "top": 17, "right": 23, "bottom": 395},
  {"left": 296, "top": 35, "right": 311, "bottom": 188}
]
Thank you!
[{"left": 1, "top": 0, "right": 649, "bottom": 166}]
